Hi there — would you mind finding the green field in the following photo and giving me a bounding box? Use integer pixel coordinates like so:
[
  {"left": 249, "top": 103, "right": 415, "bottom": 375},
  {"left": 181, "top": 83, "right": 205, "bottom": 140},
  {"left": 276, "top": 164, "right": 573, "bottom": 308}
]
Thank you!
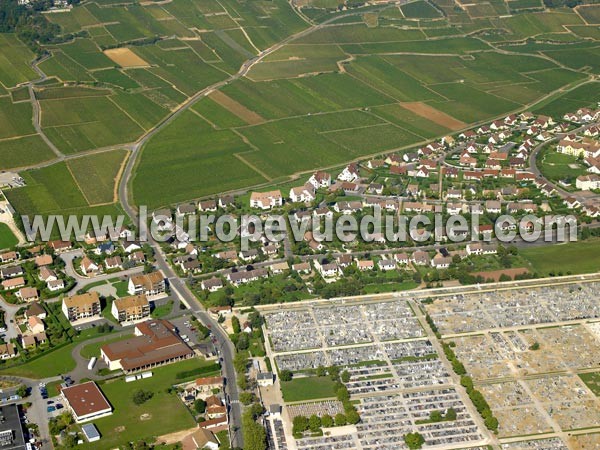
[
  {"left": 0, "top": 135, "right": 56, "bottom": 171},
  {"left": 67, "top": 150, "right": 128, "bottom": 205},
  {"left": 1, "top": 342, "right": 78, "bottom": 378},
  {"left": 280, "top": 376, "right": 338, "bottom": 402},
  {"left": 2, "top": 0, "right": 600, "bottom": 212},
  {"left": 77, "top": 359, "right": 203, "bottom": 450},
  {"left": 0, "top": 34, "right": 38, "bottom": 88},
  {"left": 521, "top": 239, "right": 600, "bottom": 276},
  {"left": 533, "top": 82, "right": 600, "bottom": 117},
  {"left": 132, "top": 110, "right": 267, "bottom": 208},
  {"left": 0, "top": 223, "right": 18, "bottom": 250},
  {"left": 536, "top": 147, "right": 587, "bottom": 184},
  {"left": 39, "top": 91, "right": 144, "bottom": 153},
  {"left": 579, "top": 372, "right": 600, "bottom": 396}
]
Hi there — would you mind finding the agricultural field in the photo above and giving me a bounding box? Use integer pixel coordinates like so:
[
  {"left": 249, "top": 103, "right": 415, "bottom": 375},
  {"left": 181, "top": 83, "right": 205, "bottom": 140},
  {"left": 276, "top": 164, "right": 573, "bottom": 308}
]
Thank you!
[
  {"left": 66, "top": 150, "right": 128, "bottom": 205},
  {"left": 1, "top": 0, "right": 599, "bottom": 212},
  {"left": 0, "top": 34, "right": 38, "bottom": 88},
  {"left": 533, "top": 81, "right": 600, "bottom": 117},
  {"left": 37, "top": 87, "right": 144, "bottom": 153},
  {"left": 4, "top": 149, "right": 127, "bottom": 227}
]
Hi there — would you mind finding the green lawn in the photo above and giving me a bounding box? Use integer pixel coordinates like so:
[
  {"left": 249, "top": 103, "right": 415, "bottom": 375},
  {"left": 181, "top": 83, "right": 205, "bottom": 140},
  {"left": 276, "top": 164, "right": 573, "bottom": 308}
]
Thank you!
[
  {"left": 0, "top": 223, "right": 18, "bottom": 250},
  {"left": 521, "top": 239, "right": 600, "bottom": 276},
  {"left": 280, "top": 376, "right": 337, "bottom": 402},
  {"left": 363, "top": 280, "right": 418, "bottom": 294},
  {"left": 1, "top": 342, "right": 78, "bottom": 378},
  {"left": 77, "top": 359, "right": 201, "bottom": 450},
  {"left": 151, "top": 300, "right": 174, "bottom": 318},
  {"left": 537, "top": 147, "right": 586, "bottom": 185},
  {"left": 579, "top": 372, "right": 600, "bottom": 396}
]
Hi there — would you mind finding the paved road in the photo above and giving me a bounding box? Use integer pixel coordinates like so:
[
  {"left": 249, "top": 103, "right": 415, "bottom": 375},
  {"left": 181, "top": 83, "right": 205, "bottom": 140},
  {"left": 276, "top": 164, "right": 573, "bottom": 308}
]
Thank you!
[{"left": 58, "top": 249, "right": 144, "bottom": 295}]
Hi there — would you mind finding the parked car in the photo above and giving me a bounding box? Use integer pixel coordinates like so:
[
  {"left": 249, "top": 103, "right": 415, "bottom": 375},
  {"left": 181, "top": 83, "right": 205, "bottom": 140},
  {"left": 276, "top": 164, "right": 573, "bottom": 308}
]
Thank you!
[{"left": 46, "top": 406, "right": 55, "bottom": 413}]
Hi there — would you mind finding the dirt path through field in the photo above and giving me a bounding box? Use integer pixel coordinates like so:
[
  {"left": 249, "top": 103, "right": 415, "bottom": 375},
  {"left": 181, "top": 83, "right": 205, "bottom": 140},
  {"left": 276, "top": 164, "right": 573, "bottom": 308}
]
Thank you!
[
  {"left": 208, "top": 90, "right": 265, "bottom": 125},
  {"left": 399, "top": 101, "right": 466, "bottom": 131}
]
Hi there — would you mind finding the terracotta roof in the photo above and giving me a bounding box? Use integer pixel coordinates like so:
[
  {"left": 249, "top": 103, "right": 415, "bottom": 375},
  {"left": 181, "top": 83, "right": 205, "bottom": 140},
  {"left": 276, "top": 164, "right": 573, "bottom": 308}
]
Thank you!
[
  {"left": 61, "top": 382, "right": 112, "bottom": 418},
  {"left": 101, "top": 319, "right": 192, "bottom": 371}
]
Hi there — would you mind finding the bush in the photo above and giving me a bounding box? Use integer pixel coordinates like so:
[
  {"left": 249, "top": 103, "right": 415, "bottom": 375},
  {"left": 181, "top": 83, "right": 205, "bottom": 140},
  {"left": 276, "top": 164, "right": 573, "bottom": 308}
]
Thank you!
[
  {"left": 279, "top": 370, "right": 292, "bottom": 382},
  {"left": 132, "top": 390, "right": 154, "bottom": 405},
  {"left": 194, "top": 399, "right": 206, "bottom": 414}
]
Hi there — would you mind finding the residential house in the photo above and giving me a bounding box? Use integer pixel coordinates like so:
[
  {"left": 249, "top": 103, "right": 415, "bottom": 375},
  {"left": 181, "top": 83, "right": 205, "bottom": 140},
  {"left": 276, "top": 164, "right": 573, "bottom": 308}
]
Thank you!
[
  {"left": 34, "top": 254, "right": 53, "bottom": 267},
  {"left": 307, "top": 171, "right": 332, "bottom": 189},
  {"left": 28, "top": 315, "right": 45, "bottom": 334},
  {"left": 2, "top": 276, "right": 25, "bottom": 290},
  {"left": 81, "top": 256, "right": 100, "bottom": 276},
  {"left": 16, "top": 287, "right": 38, "bottom": 302},
  {"left": 0, "top": 266, "right": 23, "bottom": 279},
  {"left": 337, "top": 163, "right": 360, "bottom": 182},
  {"left": 250, "top": 190, "right": 283, "bottom": 209},
  {"left": 576, "top": 174, "right": 600, "bottom": 191},
  {"left": 105, "top": 256, "right": 123, "bottom": 270},
  {"left": 378, "top": 260, "right": 396, "bottom": 271},
  {"left": 176, "top": 203, "right": 196, "bottom": 217},
  {"left": 201, "top": 277, "right": 223, "bottom": 292},
  {"left": 0, "top": 251, "right": 17, "bottom": 263},
  {"left": 289, "top": 184, "right": 316, "bottom": 203}
]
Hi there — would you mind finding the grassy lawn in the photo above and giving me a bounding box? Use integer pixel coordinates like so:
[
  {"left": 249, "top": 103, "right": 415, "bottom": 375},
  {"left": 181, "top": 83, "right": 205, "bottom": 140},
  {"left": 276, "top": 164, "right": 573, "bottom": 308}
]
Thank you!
[
  {"left": 1, "top": 342, "right": 78, "bottom": 378},
  {"left": 112, "top": 280, "right": 129, "bottom": 297},
  {"left": 537, "top": 148, "right": 586, "bottom": 185},
  {"left": 363, "top": 280, "right": 418, "bottom": 294},
  {"left": 0, "top": 223, "right": 18, "bottom": 250},
  {"left": 579, "top": 372, "right": 600, "bottom": 396},
  {"left": 77, "top": 359, "right": 202, "bottom": 450},
  {"left": 151, "top": 300, "right": 174, "bottom": 318},
  {"left": 521, "top": 239, "right": 600, "bottom": 276},
  {"left": 280, "top": 376, "right": 337, "bottom": 402}
]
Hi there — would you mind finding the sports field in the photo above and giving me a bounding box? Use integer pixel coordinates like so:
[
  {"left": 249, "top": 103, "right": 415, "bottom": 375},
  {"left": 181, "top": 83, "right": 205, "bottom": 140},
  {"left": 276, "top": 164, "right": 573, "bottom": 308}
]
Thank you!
[{"left": 521, "top": 239, "right": 600, "bottom": 276}]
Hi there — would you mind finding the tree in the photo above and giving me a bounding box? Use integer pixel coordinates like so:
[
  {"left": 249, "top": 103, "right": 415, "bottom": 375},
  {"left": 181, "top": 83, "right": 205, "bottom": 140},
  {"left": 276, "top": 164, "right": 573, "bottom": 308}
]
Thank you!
[
  {"left": 484, "top": 414, "right": 499, "bottom": 431},
  {"left": 346, "top": 409, "right": 360, "bottom": 424},
  {"left": 194, "top": 399, "right": 206, "bottom": 414},
  {"left": 132, "top": 390, "right": 154, "bottom": 405},
  {"left": 316, "top": 365, "right": 326, "bottom": 377},
  {"left": 429, "top": 410, "right": 443, "bottom": 422},
  {"left": 236, "top": 332, "right": 249, "bottom": 351},
  {"left": 445, "top": 407, "right": 457, "bottom": 421},
  {"left": 334, "top": 413, "right": 347, "bottom": 426},
  {"left": 231, "top": 315, "right": 241, "bottom": 334},
  {"left": 327, "top": 365, "right": 340, "bottom": 380},
  {"left": 404, "top": 432, "right": 425, "bottom": 449},
  {"left": 336, "top": 386, "right": 350, "bottom": 402},
  {"left": 308, "top": 414, "right": 321, "bottom": 432},
  {"left": 239, "top": 392, "right": 255, "bottom": 406},
  {"left": 529, "top": 342, "right": 540, "bottom": 350},
  {"left": 279, "top": 370, "right": 293, "bottom": 382},
  {"left": 321, "top": 414, "right": 334, "bottom": 428},
  {"left": 341, "top": 370, "right": 350, "bottom": 383},
  {"left": 293, "top": 415, "right": 309, "bottom": 434},
  {"left": 16, "top": 385, "right": 28, "bottom": 398},
  {"left": 62, "top": 433, "right": 79, "bottom": 448},
  {"left": 242, "top": 411, "right": 267, "bottom": 450}
]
